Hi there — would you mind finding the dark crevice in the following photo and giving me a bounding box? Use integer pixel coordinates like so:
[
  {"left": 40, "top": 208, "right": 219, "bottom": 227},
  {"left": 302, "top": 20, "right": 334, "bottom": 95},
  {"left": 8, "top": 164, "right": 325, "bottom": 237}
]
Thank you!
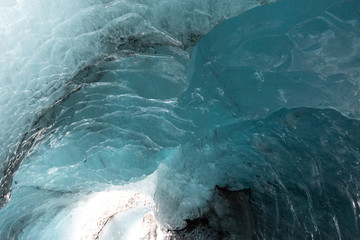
[{"left": 170, "top": 186, "right": 258, "bottom": 240}]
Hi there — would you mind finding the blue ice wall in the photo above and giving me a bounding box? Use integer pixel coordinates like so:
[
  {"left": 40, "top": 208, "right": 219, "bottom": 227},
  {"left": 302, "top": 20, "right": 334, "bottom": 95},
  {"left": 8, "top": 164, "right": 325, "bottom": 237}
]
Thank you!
[
  {"left": 1, "top": 0, "right": 360, "bottom": 239},
  {"left": 0, "top": 0, "right": 265, "bottom": 185},
  {"left": 174, "top": 0, "right": 360, "bottom": 238}
]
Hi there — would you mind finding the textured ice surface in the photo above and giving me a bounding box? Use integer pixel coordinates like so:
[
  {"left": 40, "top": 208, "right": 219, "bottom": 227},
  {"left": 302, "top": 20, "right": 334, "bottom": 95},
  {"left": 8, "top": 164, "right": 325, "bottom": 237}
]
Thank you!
[
  {"left": 1, "top": 0, "right": 360, "bottom": 239},
  {"left": 0, "top": 0, "right": 268, "bottom": 185}
]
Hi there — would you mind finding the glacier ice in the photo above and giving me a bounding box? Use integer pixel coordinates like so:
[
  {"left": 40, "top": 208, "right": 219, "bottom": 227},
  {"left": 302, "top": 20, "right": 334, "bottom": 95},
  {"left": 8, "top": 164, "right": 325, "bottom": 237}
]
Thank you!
[
  {"left": 1, "top": 0, "right": 360, "bottom": 239},
  {"left": 0, "top": 0, "right": 268, "bottom": 186}
]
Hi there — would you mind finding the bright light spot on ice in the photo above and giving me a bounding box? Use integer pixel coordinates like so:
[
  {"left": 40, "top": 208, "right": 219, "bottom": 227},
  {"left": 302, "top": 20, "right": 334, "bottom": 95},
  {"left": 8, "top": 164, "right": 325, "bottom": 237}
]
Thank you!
[{"left": 67, "top": 190, "right": 167, "bottom": 240}]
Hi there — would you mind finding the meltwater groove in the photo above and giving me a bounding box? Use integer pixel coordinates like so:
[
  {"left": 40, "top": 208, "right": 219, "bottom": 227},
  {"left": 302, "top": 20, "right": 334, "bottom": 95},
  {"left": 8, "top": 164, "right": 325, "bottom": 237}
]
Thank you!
[{"left": 1, "top": 0, "right": 360, "bottom": 239}]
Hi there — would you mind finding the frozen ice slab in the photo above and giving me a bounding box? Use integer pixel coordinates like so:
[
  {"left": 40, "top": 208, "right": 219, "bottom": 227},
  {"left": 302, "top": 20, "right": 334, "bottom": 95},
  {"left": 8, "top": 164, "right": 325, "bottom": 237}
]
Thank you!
[{"left": 1, "top": 0, "right": 360, "bottom": 239}]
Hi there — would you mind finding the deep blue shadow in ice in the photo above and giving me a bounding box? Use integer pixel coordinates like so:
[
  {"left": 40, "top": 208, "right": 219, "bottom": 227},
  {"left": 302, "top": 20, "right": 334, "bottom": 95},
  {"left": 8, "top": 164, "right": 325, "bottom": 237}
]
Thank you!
[{"left": 172, "top": 0, "right": 360, "bottom": 238}]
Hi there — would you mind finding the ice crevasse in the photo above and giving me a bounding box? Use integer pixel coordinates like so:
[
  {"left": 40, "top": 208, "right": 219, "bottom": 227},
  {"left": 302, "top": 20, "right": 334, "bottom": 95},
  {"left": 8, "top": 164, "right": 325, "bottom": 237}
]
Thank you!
[{"left": 0, "top": 0, "right": 360, "bottom": 239}]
